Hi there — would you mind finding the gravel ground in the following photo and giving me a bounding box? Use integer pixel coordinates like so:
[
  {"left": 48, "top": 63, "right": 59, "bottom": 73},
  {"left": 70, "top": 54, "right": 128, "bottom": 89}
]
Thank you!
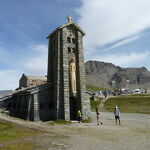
[{"left": 0, "top": 112, "right": 150, "bottom": 150}]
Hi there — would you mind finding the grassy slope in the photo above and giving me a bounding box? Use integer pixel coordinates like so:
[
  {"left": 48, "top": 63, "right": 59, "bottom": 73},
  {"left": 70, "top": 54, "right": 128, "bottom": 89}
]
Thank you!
[
  {"left": 104, "top": 96, "right": 150, "bottom": 114},
  {"left": 86, "top": 84, "right": 109, "bottom": 92},
  {"left": 0, "top": 121, "right": 41, "bottom": 150},
  {"left": 86, "top": 85, "right": 105, "bottom": 110},
  {"left": 128, "top": 94, "right": 150, "bottom": 96},
  {"left": 90, "top": 100, "right": 101, "bottom": 110}
]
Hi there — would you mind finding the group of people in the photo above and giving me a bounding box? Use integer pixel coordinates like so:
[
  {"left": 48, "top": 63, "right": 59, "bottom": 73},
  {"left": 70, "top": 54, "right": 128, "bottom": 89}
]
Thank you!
[
  {"left": 96, "top": 106, "right": 121, "bottom": 126},
  {"left": 96, "top": 105, "right": 121, "bottom": 126},
  {"left": 77, "top": 106, "right": 121, "bottom": 126}
]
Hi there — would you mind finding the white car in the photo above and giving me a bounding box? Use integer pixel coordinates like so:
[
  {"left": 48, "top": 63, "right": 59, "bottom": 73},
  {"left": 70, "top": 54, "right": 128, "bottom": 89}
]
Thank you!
[{"left": 134, "top": 89, "right": 141, "bottom": 94}]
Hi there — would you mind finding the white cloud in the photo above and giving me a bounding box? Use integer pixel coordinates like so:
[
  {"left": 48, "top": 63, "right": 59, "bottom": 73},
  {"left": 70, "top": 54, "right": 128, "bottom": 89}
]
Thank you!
[
  {"left": 104, "top": 35, "right": 139, "bottom": 51},
  {"left": 78, "top": 0, "right": 150, "bottom": 50},
  {"left": 93, "top": 52, "right": 150, "bottom": 67},
  {"left": 23, "top": 55, "right": 47, "bottom": 75},
  {"left": 32, "top": 44, "right": 47, "bottom": 53},
  {"left": 22, "top": 44, "right": 47, "bottom": 75},
  {"left": 0, "top": 44, "right": 48, "bottom": 90},
  {"left": 0, "top": 46, "right": 12, "bottom": 64},
  {"left": 0, "top": 70, "right": 22, "bottom": 90}
]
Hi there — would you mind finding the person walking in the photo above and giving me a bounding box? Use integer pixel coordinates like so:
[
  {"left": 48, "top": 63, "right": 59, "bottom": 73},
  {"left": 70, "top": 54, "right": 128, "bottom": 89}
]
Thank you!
[
  {"left": 114, "top": 106, "right": 121, "bottom": 125},
  {"left": 77, "top": 110, "right": 82, "bottom": 123},
  {"left": 103, "top": 91, "right": 107, "bottom": 98},
  {"left": 96, "top": 108, "right": 103, "bottom": 126}
]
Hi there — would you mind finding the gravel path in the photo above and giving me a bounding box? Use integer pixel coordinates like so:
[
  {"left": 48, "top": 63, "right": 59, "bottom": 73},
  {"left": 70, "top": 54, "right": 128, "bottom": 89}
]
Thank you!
[{"left": 0, "top": 112, "right": 150, "bottom": 150}]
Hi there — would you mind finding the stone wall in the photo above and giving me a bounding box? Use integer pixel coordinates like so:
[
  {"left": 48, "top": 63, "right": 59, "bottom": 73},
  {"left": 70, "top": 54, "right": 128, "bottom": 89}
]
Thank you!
[
  {"left": 19, "top": 74, "right": 47, "bottom": 88},
  {"left": 19, "top": 75, "right": 28, "bottom": 88},
  {"left": 47, "top": 22, "right": 91, "bottom": 121}
]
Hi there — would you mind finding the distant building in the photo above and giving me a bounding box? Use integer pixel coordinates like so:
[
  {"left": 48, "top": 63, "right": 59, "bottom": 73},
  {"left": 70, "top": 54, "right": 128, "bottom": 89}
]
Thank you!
[{"left": 19, "top": 74, "right": 47, "bottom": 88}]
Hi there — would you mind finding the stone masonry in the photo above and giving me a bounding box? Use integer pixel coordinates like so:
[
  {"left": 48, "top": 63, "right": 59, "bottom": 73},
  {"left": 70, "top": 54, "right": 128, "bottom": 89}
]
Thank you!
[{"left": 47, "top": 17, "right": 91, "bottom": 120}]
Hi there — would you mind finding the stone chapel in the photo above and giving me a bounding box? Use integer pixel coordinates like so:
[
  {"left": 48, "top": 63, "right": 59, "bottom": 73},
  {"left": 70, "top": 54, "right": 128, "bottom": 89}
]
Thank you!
[{"left": 0, "top": 17, "right": 91, "bottom": 121}]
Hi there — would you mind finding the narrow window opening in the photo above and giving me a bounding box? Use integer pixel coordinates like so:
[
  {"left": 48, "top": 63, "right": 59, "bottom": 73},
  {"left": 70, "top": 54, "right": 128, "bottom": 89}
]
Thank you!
[
  {"left": 67, "top": 37, "right": 71, "bottom": 43},
  {"left": 68, "top": 47, "right": 71, "bottom": 53},
  {"left": 72, "top": 38, "right": 75, "bottom": 44}
]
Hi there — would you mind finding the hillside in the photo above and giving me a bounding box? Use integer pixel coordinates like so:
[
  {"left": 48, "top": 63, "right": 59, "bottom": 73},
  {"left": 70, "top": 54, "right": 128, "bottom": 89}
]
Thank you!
[
  {"left": 0, "top": 90, "right": 13, "bottom": 97},
  {"left": 85, "top": 60, "right": 150, "bottom": 90}
]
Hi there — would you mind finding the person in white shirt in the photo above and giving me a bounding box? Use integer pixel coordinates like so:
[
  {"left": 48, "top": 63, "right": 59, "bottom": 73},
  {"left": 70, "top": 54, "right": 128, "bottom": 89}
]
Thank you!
[{"left": 114, "top": 106, "right": 121, "bottom": 125}]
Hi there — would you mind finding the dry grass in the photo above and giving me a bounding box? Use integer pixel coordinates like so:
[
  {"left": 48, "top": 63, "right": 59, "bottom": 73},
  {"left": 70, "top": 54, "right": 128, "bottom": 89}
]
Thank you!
[{"left": 0, "top": 141, "right": 36, "bottom": 150}]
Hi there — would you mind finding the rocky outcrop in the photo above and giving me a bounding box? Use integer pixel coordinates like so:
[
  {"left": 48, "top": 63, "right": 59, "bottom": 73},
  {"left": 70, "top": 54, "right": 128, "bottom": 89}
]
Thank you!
[{"left": 85, "top": 60, "right": 150, "bottom": 89}]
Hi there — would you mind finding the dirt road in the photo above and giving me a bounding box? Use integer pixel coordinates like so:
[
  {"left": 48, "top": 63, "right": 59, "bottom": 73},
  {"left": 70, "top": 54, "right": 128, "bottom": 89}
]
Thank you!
[{"left": 0, "top": 112, "right": 150, "bottom": 150}]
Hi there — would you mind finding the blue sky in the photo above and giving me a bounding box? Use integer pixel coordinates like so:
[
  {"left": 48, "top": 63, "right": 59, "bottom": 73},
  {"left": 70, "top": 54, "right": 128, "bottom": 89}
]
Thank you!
[{"left": 0, "top": 0, "right": 150, "bottom": 90}]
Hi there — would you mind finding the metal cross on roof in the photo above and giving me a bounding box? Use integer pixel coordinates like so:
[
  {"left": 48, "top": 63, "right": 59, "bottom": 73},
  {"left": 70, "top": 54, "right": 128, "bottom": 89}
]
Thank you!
[{"left": 67, "top": 15, "right": 73, "bottom": 23}]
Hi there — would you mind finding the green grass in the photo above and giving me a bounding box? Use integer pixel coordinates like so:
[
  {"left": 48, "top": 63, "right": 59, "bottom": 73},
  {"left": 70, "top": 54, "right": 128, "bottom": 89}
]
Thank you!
[
  {"left": 0, "top": 121, "right": 40, "bottom": 141},
  {"left": 0, "top": 121, "right": 41, "bottom": 150},
  {"left": 104, "top": 96, "right": 150, "bottom": 114},
  {"left": 90, "top": 97, "right": 103, "bottom": 110},
  {"left": 128, "top": 94, "right": 150, "bottom": 96},
  {"left": 90, "top": 100, "right": 101, "bottom": 110},
  {"left": 86, "top": 84, "right": 109, "bottom": 92}
]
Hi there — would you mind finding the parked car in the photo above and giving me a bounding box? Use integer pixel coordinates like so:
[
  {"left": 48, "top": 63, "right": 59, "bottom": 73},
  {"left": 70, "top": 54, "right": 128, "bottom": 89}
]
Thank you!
[
  {"left": 134, "top": 89, "right": 141, "bottom": 94},
  {"left": 112, "top": 91, "right": 121, "bottom": 96},
  {"left": 86, "top": 89, "right": 93, "bottom": 95}
]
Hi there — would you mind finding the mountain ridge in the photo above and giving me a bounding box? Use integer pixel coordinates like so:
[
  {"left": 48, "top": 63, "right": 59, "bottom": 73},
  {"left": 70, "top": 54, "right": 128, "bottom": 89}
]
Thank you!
[{"left": 85, "top": 60, "right": 150, "bottom": 90}]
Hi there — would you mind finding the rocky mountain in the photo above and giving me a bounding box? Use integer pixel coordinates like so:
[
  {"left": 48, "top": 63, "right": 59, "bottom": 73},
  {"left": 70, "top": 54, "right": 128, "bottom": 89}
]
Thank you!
[{"left": 85, "top": 60, "right": 150, "bottom": 90}]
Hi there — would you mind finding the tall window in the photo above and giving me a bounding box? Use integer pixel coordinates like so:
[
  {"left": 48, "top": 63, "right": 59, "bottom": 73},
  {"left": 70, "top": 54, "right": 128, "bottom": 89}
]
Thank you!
[
  {"left": 72, "top": 38, "right": 75, "bottom": 44},
  {"left": 68, "top": 47, "right": 71, "bottom": 53},
  {"left": 67, "top": 37, "right": 71, "bottom": 43}
]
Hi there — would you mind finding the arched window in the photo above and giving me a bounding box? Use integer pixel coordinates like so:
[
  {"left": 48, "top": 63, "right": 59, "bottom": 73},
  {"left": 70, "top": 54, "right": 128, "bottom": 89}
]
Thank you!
[
  {"left": 68, "top": 47, "right": 71, "bottom": 53},
  {"left": 67, "top": 37, "right": 71, "bottom": 43},
  {"left": 72, "top": 38, "right": 75, "bottom": 44}
]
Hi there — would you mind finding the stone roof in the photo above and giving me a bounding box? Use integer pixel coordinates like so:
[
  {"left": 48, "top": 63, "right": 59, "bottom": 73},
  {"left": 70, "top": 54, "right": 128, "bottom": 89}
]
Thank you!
[
  {"left": 0, "top": 83, "right": 53, "bottom": 101},
  {"left": 15, "top": 82, "right": 52, "bottom": 94},
  {"left": 23, "top": 74, "right": 47, "bottom": 81},
  {"left": 47, "top": 21, "right": 85, "bottom": 39}
]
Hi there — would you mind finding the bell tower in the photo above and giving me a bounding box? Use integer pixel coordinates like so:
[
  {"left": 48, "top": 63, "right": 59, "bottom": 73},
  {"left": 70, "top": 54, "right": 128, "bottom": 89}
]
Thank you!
[{"left": 47, "top": 17, "right": 91, "bottom": 121}]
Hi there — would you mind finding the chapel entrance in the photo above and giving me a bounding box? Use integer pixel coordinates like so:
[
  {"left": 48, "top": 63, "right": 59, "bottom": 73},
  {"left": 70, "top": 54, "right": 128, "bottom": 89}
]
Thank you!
[{"left": 70, "top": 97, "right": 77, "bottom": 120}]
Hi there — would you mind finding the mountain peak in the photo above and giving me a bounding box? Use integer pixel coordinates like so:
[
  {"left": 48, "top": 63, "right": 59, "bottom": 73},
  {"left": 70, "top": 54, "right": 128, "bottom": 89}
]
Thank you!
[{"left": 85, "top": 60, "right": 150, "bottom": 89}]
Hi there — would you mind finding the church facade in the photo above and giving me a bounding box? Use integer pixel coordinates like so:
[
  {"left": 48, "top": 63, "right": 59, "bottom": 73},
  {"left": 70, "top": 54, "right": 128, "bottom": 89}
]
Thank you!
[{"left": 0, "top": 17, "right": 91, "bottom": 121}]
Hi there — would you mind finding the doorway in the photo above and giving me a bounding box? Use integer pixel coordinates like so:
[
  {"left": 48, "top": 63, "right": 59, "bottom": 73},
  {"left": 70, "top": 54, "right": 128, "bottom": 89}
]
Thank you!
[{"left": 69, "top": 97, "right": 77, "bottom": 120}]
